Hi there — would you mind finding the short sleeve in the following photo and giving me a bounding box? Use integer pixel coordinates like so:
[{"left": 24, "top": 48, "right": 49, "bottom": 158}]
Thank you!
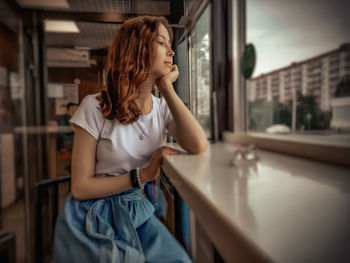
[
  {"left": 70, "top": 94, "right": 104, "bottom": 140},
  {"left": 161, "top": 97, "right": 173, "bottom": 128}
]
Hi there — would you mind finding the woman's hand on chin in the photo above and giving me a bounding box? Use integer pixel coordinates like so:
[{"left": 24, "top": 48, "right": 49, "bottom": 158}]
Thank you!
[{"left": 155, "top": 64, "right": 179, "bottom": 93}]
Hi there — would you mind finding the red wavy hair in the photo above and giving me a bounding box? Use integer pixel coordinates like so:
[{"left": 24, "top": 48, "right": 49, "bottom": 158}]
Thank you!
[{"left": 97, "top": 16, "right": 173, "bottom": 124}]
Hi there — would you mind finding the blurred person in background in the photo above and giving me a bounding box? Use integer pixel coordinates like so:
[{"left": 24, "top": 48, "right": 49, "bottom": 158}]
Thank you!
[
  {"left": 57, "top": 102, "right": 78, "bottom": 151},
  {"left": 57, "top": 102, "right": 78, "bottom": 173},
  {"left": 58, "top": 102, "right": 78, "bottom": 127}
]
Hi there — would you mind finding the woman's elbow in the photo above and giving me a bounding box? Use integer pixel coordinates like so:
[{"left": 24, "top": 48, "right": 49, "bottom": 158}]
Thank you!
[
  {"left": 198, "top": 140, "right": 209, "bottom": 153},
  {"left": 189, "top": 140, "right": 208, "bottom": 154},
  {"left": 71, "top": 187, "right": 82, "bottom": 200},
  {"left": 71, "top": 182, "right": 87, "bottom": 201}
]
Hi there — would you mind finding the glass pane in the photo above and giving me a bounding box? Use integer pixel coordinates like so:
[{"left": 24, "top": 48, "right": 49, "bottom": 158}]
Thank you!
[
  {"left": 0, "top": 2, "right": 27, "bottom": 262},
  {"left": 175, "top": 40, "right": 189, "bottom": 107},
  {"left": 246, "top": 0, "right": 350, "bottom": 140},
  {"left": 190, "top": 5, "right": 211, "bottom": 137}
]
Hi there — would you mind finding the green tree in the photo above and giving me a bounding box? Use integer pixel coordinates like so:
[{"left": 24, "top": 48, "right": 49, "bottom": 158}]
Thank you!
[
  {"left": 248, "top": 99, "right": 291, "bottom": 131},
  {"left": 296, "top": 91, "right": 330, "bottom": 130},
  {"left": 273, "top": 100, "right": 291, "bottom": 126}
]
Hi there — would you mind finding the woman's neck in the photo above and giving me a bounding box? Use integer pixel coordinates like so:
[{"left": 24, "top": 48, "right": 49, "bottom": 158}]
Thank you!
[{"left": 135, "top": 78, "right": 154, "bottom": 114}]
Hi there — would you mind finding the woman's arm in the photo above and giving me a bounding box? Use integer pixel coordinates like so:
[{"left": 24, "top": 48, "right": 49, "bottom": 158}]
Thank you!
[
  {"left": 71, "top": 125, "right": 179, "bottom": 200},
  {"left": 156, "top": 65, "right": 208, "bottom": 154},
  {"left": 71, "top": 126, "right": 133, "bottom": 200}
]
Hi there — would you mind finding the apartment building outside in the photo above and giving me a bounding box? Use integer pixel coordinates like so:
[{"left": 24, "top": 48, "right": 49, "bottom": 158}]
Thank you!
[{"left": 247, "top": 43, "right": 350, "bottom": 112}]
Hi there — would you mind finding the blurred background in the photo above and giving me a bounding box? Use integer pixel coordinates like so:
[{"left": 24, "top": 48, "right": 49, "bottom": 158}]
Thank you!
[{"left": 0, "top": 0, "right": 349, "bottom": 262}]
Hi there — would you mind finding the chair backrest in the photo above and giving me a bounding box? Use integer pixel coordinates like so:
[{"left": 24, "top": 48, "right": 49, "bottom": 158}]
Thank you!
[
  {"left": 0, "top": 231, "right": 16, "bottom": 263},
  {"left": 35, "top": 176, "right": 71, "bottom": 263}
]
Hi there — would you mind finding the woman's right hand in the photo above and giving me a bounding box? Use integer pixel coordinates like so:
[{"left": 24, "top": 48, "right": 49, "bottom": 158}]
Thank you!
[{"left": 141, "top": 146, "right": 180, "bottom": 183}]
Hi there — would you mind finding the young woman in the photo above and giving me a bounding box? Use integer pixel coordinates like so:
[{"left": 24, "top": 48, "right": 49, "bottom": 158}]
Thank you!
[{"left": 53, "top": 16, "right": 208, "bottom": 263}]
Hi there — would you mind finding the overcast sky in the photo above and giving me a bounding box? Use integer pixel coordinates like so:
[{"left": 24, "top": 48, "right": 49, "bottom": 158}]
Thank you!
[{"left": 247, "top": 0, "right": 350, "bottom": 77}]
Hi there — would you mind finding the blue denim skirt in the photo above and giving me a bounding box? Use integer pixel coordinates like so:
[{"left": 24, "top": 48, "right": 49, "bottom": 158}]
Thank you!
[{"left": 53, "top": 188, "right": 192, "bottom": 263}]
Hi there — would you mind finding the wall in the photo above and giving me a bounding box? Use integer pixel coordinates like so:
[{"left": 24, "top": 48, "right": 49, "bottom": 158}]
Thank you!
[
  {"left": 47, "top": 67, "right": 100, "bottom": 120},
  {"left": 0, "top": 22, "right": 17, "bottom": 133}
]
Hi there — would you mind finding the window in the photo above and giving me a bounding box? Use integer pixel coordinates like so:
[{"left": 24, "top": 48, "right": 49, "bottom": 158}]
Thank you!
[
  {"left": 175, "top": 40, "right": 189, "bottom": 108},
  {"left": 189, "top": 5, "right": 211, "bottom": 137},
  {"left": 246, "top": 0, "right": 350, "bottom": 137}
]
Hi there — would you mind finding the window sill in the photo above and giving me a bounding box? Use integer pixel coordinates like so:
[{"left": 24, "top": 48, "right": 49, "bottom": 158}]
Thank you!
[
  {"left": 163, "top": 142, "right": 350, "bottom": 262},
  {"left": 222, "top": 131, "right": 350, "bottom": 167}
]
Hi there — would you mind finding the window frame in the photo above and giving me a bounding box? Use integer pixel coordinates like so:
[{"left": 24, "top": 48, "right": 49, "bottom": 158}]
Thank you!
[
  {"left": 180, "top": 0, "right": 214, "bottom": 139},
  {"left": 225, "top": 0, "right": 350, "bottom": 167},
  {"left": 189, "top": 4, "right": 213, "bottom": 139}
]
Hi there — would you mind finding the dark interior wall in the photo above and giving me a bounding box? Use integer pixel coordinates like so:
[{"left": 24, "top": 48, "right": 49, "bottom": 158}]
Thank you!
[
  {"left": 0, "top": 23, "right": 18, "bottom": 70},
  {"left": 47, "top": 67, "right": 100, "bottom": 120},
  {"left": 0, "top": 23, "right": 18, "bottom": 133}
]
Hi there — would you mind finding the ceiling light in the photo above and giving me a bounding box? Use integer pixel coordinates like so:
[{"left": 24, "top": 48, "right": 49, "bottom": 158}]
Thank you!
[{"left": 44, "top": 20, "right": 79, "bottom": 33}]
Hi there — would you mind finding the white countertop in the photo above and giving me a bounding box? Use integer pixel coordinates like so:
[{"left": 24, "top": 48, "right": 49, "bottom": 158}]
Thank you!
[{"left": 162, "top": 142, "right": 350, "bottom": 263}]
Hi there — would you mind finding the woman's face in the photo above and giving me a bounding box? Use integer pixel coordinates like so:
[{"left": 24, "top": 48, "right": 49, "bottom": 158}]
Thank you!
[{"left": 150, "top": 23, "right": 174, "bottom": 79}]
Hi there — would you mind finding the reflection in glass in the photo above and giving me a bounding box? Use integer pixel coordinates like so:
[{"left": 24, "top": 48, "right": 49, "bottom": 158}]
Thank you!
[
  {"left": 246, "top": 0, "right": 350, "bottom": 137},
  {"left": 0, "top": 2, "right": 27, "bottom": 262},
  {"left": 190, "top": 6, "right": 211, "bottom": 137},
  {"left": 175, "top": 40, "right": 189, "bottom": 107}
]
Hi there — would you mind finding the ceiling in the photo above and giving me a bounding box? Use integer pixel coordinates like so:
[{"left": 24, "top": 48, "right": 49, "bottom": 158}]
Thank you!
[
  {"left": 15, "top": 0, "right": 170, "bottom": 14},
  {"left": 14, "top": 0, "right": 171, "bottom": 50},
  {"left": 45, "top": 22, "right": 121, "bottom": 50}
]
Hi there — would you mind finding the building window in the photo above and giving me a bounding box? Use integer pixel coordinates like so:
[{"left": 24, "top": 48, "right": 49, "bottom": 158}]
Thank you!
[{"left": 246, "top": 0, "right": 350, "bottom": 135}]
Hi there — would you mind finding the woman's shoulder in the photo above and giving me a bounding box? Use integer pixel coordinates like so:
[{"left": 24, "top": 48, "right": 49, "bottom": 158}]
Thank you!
[
  {"left": 81, "top": 92, "right": 101, "bottom": 106},
  {"left": 74, "top": 92, "right": 103, "bottom": 119},
  {"left": 151, "top": 95, "right": 172, "bottom": 124},
  {"left": 70, "top": 92, "right": 104, "bottom": 139},
  {"left": 152, "top": 94, "right": 167, "bottom": 108},
  {"left": 78, "top": 93, "right": 103, "bottom": 113}
]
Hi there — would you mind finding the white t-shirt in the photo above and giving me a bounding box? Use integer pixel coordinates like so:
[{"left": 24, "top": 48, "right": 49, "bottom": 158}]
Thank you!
[{"left": 70, "top": 93, "right": 173, "bottom": 176}]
